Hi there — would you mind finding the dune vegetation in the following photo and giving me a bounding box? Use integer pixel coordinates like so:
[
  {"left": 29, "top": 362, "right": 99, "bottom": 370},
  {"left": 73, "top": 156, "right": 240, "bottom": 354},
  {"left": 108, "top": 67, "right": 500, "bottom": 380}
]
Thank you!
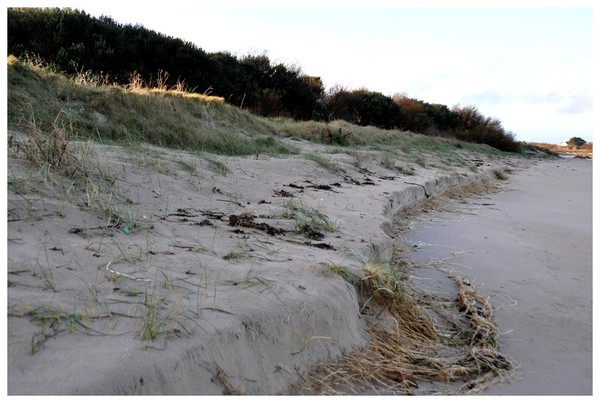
[{"left": 8, "top": 7, "right": 528, "bottom": 153}]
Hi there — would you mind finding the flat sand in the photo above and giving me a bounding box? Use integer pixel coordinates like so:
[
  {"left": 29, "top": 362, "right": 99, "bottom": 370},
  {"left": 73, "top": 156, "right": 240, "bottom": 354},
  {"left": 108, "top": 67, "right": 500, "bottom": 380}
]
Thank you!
[
  {"left": 5, "top": 132, "right": 591, "bottom": 395},
  {"left": 400, "top": 157, "right": 593, "bottom": 395}
]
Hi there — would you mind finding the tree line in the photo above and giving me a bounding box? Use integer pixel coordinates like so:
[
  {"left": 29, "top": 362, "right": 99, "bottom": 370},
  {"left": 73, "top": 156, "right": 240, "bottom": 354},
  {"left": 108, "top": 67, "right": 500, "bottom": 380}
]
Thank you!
[{"left": 7, "top": 7, "right": 519, "bottom": 151}]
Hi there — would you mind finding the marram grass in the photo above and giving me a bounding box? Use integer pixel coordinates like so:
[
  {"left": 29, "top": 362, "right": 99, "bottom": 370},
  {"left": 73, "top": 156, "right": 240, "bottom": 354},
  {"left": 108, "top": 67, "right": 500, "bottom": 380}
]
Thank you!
[{"left": 297, "top": 263, "right": 514, "bottom": 395}]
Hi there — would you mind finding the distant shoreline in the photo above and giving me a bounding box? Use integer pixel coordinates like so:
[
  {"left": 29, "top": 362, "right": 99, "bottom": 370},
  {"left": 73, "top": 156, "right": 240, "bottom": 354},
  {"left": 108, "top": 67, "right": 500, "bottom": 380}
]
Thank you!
[{"left": 526, "top": 142, "right": 593, "bottom": 159}]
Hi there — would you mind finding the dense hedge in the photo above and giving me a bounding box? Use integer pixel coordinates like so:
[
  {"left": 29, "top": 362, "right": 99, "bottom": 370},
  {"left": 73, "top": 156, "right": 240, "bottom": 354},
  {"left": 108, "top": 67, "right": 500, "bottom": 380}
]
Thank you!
[{"left": 7, "top": 7, "right": 519, "bottom": 151}]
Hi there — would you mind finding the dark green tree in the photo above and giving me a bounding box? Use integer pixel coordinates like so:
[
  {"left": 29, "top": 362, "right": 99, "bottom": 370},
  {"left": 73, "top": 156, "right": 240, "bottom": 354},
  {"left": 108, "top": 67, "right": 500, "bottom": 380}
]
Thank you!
[
  {"left": 326, "top": 88, "right": 401, "bottom": 129},
  {"left": 567, "top": 137, "right": 587, "bottom": 147}
]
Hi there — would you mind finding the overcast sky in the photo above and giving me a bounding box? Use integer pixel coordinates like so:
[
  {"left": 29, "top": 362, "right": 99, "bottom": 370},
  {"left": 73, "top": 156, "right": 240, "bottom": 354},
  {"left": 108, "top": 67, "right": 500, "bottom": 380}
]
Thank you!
[{"left": 7, "top": 0, "right": 596, "bottom": 144}]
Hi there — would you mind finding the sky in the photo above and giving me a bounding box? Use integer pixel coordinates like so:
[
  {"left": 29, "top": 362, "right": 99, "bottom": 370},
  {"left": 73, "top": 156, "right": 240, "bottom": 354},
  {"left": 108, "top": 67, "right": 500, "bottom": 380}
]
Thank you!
[{"left": 5, "top": 0, "right": 597, "bottom": 144}]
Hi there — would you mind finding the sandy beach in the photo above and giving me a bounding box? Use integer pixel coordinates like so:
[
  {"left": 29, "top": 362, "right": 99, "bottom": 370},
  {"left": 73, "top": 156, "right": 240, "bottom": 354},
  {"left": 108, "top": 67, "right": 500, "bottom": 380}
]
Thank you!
[
  {"left": 399, "top": 157, "right": 593, "bottom": 395},
  {"left": 6, "top": 131, "right": 592, "bottom": 395}
]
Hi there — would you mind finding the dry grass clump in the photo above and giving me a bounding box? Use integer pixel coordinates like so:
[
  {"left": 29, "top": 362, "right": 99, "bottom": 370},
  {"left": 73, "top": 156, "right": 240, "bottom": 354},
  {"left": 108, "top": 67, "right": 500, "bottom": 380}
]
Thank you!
[
  {"left": 8, "top": 111, "right": 83, "bottom": 178},
  {"left": 359, "top": 263, "right": 439, "bottom": 341},
  {"left": 444, "top": 179, "right": 501, "bottom": 200},
  {"left": 297, "top": 262, "right": 514, "bottom": 395},
  {"left": 124, "top": 70, "right": 225, "bottom": 104}
]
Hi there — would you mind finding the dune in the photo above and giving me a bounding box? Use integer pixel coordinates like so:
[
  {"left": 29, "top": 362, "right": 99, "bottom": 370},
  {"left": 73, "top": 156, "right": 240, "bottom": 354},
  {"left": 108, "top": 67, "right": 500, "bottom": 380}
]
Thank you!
[{"left": 8, "top": 130, "right": 577, "bottom": 395}]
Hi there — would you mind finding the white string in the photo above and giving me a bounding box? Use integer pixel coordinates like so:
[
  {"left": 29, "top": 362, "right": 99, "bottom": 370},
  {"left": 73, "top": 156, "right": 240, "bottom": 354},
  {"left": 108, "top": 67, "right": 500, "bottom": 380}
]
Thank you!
[{"left": 105, "top": 261, "right": 154, "bottom": 282}]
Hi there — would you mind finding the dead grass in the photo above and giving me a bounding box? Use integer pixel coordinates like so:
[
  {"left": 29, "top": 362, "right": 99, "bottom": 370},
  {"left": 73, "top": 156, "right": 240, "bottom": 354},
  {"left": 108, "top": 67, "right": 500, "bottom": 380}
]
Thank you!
[
  {"left": 296, "top": 263, "right": 514, "bottom": 395},
  {"left": 8, "top": 110, "right": 82, "bottom": 178}
]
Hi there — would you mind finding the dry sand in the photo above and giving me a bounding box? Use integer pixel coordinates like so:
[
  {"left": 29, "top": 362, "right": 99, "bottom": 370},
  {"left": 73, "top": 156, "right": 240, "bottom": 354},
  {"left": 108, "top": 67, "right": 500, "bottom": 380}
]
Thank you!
[
  {"left": 5, "top": 133, "right": 587, "bottom": 396},
  {"left": 399, "top": 157, "right": 593, "bottom": 395}
]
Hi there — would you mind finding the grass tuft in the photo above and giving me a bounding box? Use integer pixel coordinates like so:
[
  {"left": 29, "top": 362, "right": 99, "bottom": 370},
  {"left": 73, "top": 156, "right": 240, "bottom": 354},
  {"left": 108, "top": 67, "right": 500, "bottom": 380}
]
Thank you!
[
  {"left": 283, "top": 200, "right": 336, "bottom": 234},
  {"left": 305, "top": 153, "right": 345, "bottom": 174}
]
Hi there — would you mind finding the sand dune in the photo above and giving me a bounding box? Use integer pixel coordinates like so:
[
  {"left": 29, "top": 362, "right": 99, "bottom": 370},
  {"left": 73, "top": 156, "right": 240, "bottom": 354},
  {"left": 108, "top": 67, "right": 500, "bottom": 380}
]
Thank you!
[{"left": 8, "top": 133, "right": 587, "bottom": 395}]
